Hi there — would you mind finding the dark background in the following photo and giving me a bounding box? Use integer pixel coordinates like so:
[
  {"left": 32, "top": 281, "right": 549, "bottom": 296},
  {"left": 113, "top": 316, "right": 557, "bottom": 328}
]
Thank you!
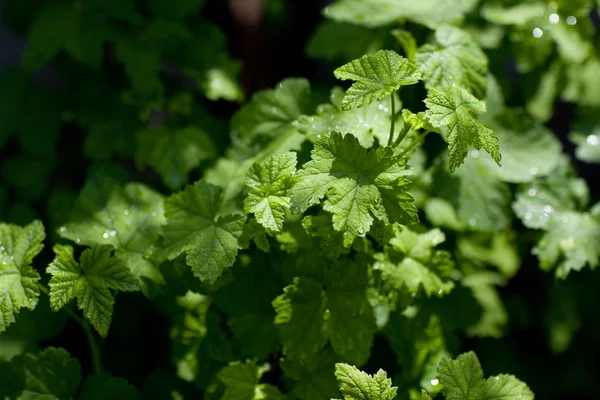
[{"left": 1, "top": 0, "right": 599, "bottom": 398}]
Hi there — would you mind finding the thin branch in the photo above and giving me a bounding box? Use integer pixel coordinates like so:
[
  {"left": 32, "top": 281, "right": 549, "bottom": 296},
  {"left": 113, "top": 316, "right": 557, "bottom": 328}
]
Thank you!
[
  {"left": 387, "top": 94, "right": 396, "bottom": 146},
  {"left": 37, "top": 282, "right": 103, "bottom": 375},
  {"left": 399, "top": 130, "right": 431, "bottom": 157}
]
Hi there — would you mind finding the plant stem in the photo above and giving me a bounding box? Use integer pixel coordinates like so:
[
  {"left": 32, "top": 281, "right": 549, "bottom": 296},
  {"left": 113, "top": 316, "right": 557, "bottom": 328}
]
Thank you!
[
  {"left": 399, "top": 130, "right": 431, "bottom": 157},
  {"left": 37, "top": 282, "right": 103, "bottom": 375},
  {"left": 393, "top": 123, "right": 412, "bottom": 148},
  {"left": 387, "top": 94, "right": 396, "bottom": 146},
  {"left": 83, "top": 321, "right": 103, "bottom": 375}
]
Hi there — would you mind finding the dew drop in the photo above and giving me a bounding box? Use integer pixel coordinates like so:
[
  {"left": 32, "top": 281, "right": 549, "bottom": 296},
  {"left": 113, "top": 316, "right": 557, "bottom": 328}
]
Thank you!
[
  {"left": 525, "top": 212, "right": 533, "bottom": 220},
  {"left": 103, "top": 232, "right": 109, "bottom": 239},
  {"left": 123, "top": 209, "right": 130, "bottom": 216},
  {"left": 308, "top": 196, "right": 314, "bottom": 204},
  {"left": 437, "top": 289, "right": 443, "bottom": 295},
  {"left": 470, "top": 149, "right": 480, "bottom": 159},
  {"left": 468, "top": 217, "right": 477, "bottom": 226},
  {"left": 528, "top": 188, "right": 537, "bottom": 197},
  {"left": 543, "top": 205, "right": 553, "bottom": 213},
  {"left": 532, "top": 27, "right": 543, "bottom": 38},
  {"left": 76, "top": 238, "right": 81, "bottom": 244},
  {"left": 317, "top": 134, "right": 321, "bottom": 139},
  {"left": 586, "top": 135, "right": 599, "bottom": 145},
  {"left": 549, "top": 13, "right": 559, "bottom": 24},
  {"left": 323, "top": 309, "right": 331, "bottom": 321},
  {"left": 59, "top": 226, "right": 67, "bottom": 233},
  {"left": 431, "top": 379, "right": 439, "bottom": 386},
  {"left": 529, "top": 166, "right": 539, "bottom": 175},
  {"left": 290, "top": 205, "right": 301, "bottom": 215},
  {"left": 357, "top": 227, "right": 366, "bottom": 237},
  {"left": 566, "top": 16, "right": 577, "bottom": 25}
]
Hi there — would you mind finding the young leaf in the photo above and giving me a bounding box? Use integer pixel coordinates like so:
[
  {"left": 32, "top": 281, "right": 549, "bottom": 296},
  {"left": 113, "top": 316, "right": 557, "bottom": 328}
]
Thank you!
[
  {"left": 217, "top": 360, "right": 284, "bottom": 400},
  {"left": 437, "top": 351, "right": 484, "bottom": 400},
  {"left": 135, "top": 125, "right": 216, "bottom": 190},
  {"left": 58, "top": 175, "right": 166, "bottom": 295},
  {"left": 479, "top": 374, "right": 535, "bottom": 400},
  {"left": 415, "top": 26, "right": 488, "bottom": 99},
  {"left": 333, "top": 50, "right": 421, "bottom": 110},
  {"left": 385, "top": 227, "right": 455, "bottom": 296},
  {"left": 47, "top": 244, "right": 139, "bottom": 336},
  {"left": 151, "top": 180, "right": 246, "bottom": 284},
  {"left": 244, "top": 152, "right": 297, "bottom": 232},
  {"left": 424, "top": 86, "right": 501, "bottom": 172},
  {"left": 291, "top": 132, "right": 418, "bottom": 247},
  {"left": 0, "top": 220, "right": 45, "bottom": 333},
  {"left": 334, "top": 363, "right": 398, "bottom": 400},
  {"left": 294, "top": 87, "right": 395, "bottom": 147},
  {"left": 10, "top": 347, "right": 82, "bottom": 399},
  {"left": 436, "top": 351, "right": 534, "bottom": 400}
]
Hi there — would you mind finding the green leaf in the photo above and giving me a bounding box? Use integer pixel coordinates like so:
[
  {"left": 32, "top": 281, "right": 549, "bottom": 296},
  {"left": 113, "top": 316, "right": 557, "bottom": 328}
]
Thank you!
[
  {"left": 384, "top": 227, "right": 455, "bottom": 296},
  {"left": 333, "top": 50, "right": 421, "bottom": 110},
  {"left": 533, "top": 211, "right": 600, "bottom": 278},
  {"left": 12, "top": 347, "right": 82, "bottom": 399},
  {"left": 415, "top": 26, "right": 488, "bottom": 99},
  {"left": 217, "top": 360, "right": 284, "bottom": 400},
  {"left": 334, "top": 363, "right": 398, "bottom": 400},
  {"left": 512, "top": 157, "right": 589, "bottom": 230},
  {"left": 230, "top": 78, "right": 310, "bottom": 159},
  {"left": 294, "top": 87, "right": 395, "bottom": 148},
  {"left": 273, "top": 262, "right": 376, "bottom": 365},
  {"left": 272, "top": 277, "right": 328, "bottom": 359},
  {"left": 79, "top": 374, "right": 139, "bottom": 399},
  {"left": 151, "top": 180, "right": 246, "bottom": 284},
  {"left": 462, "top": 272, "right": 508, "bottom": 338},
  {"left": 391, "top": 29, "right": 418, "bottom": 61},
  {"left": 22, "top": 5, "right": 112, "bottom": 69},
  {"left": 488, "top": 110, "right": 562, "bottom": 183},
  {"left": 47, "top": 244, "right": 139, "bottom": 336},
  {"left": 115, "top": 39, "right": 162, "bottom": 97},
  {"left": 291, "top": 132, "right": 418, "bottom": 247},
  {"left": 324, "top": 0, "right": 478, "bottom": 29},
  {"left": 58, "top": 175, "right": 166, "bottom": 295},
  {"left": 244, "top": 152, "right": 297, "bottom": 232},
  {"left": 432, "top": 152, "right": 511, "bottom": 232},
  {"left": 386, "top": 313, "right": 447, "bottom": 393},
  {"left": 281, "top": 349, "right": 340, "bottom": 400},
  {"left": 194, "top": 54, "right": 245, "bottom": 102},
  {"left": 0, "top": 220, "right": 44, "bottom": 333},
  {"left": 136, "top": 125, "right": 216, "bottom": 190},
  {"left": 437, "top": 352, "right": 484, "bottom": 400},
  {"left": 479, "top": 374, "right": 534, "bottom": 400},
  {"left": 424, "top": 86, "right": 501, "bottom": 172},
  {"left": 436, "top": 352, "right": 534, "bottom": 400},
  {"left": 570, "top": 125, "right": 600, "bottom": 164}
]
